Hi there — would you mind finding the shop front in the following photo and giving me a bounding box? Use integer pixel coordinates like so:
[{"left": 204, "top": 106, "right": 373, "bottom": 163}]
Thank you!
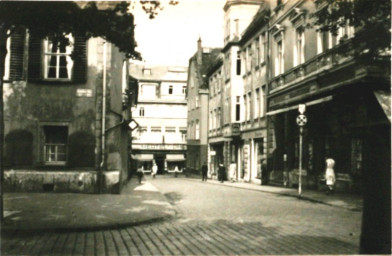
[{"left": 267, "top": 88, "right": 390, "bottom": 193}]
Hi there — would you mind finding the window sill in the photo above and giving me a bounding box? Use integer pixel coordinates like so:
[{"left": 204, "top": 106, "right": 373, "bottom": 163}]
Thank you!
[{"left": 44, "top": 161, "right": 66, "bottom": 166}]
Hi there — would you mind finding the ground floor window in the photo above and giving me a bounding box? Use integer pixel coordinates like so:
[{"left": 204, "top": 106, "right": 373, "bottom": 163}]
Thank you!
[
  {"left": 351, "top": 138, "right": 363, "bottom": 176},
  {"left": 44, "top": 126, "right": 68, "bottom": 164}
]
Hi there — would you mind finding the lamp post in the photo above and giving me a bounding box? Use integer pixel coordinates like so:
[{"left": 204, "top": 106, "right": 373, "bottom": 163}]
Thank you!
[{"left": 296, "top": 104, "right": 307, "bottom": 196}]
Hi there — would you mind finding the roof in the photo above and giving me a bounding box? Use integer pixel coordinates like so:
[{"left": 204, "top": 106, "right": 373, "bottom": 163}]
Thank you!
[
  {"left": 189, "top": 48, "right": 222, "bottom": 90},
  {"left": 129, "top": 63, "right": 188, "bottom": 82}
]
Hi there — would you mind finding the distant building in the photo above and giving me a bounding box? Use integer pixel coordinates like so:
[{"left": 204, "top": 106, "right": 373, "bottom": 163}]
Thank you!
[
  {"left": 207, "top": 0, "right": 264, "bottom": 180},
  {"left": 129, "top": 63, "right": 187, "bottom": 174},
  {"left": 186, "top": 38, "right": 221, "bottom": 175},
  {"left": 3, "top": 30, "right": 131, "bottom": 193}
]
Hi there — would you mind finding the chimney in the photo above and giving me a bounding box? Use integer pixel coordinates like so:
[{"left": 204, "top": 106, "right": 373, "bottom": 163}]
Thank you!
[{"left": 197, "top": 36, "right": 202, "bottom": 65}]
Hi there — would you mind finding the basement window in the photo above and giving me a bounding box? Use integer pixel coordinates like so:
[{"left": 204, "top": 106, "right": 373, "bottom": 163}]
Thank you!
[{"left": 44, "top": 126, "right": 68, "bottom": 165}]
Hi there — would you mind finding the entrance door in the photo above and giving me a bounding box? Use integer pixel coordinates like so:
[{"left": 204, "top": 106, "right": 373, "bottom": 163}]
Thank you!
[{"left": 154, "top": 154, "right": 165, "bottom": 174}]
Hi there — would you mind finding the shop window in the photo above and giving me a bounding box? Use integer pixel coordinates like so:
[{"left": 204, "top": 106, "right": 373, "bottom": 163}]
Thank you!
[
  {"left": 44, "top": 126, "right": 68, "bottom": 165},
  {"left": 43, "top": 34, "right": 74, "bottom": 80}
]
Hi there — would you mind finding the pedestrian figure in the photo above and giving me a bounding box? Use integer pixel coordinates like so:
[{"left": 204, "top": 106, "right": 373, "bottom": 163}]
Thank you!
[
  {"left": 136, "top": 165, "right": 144, "bottom": 184},
  {"left": 229, "top": 162, "right": 236, "bottom": 182},
  {"left": 325, "top": 158, "right": 336, "bottom": 195},
  {"left": 218, "top": 163, "right": 226, "bottom": 183},
  {"left": 261, "top": 158, "right": 268, "bottom": 185},
  {"left": 174, "top": 165, "right": 179, "bottom": 177},
  {"left": 152, "top": 163, "right": 158, "bottom": 178},
  {"left": 201, "top": 162, "right": 208, "bottom": 181}
]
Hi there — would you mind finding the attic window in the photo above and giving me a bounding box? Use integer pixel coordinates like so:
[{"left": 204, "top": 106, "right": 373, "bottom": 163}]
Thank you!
[{"left": 143, "top": 68, "right": 151, "bottom": 75}]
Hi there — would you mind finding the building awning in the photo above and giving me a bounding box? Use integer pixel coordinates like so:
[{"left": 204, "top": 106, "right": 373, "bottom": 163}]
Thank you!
[
  {"left": 266, "top": 96, "right": 333, "bottom": 116},
  {"left": 131, "top": 154, "right": 153, "bottom": 161},
  {"left": 374, "top": 90, "right": 391, "bottom": 122},
  {"left": 166, "top": 154, "right": 185, "bottom": 162}
]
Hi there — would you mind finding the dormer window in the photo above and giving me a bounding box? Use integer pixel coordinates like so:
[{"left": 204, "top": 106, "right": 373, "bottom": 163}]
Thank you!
[
  {"left": 43, "top": 34, "right": 74, "bottom": 80},
  {"left": 143, "top": 68, "right": 151, "bottom": 75}
]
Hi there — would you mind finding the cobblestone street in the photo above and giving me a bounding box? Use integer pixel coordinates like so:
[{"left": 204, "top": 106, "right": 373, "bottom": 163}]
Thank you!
[{"left": 2, "top": 176, "right": 362, "bottom": 255}]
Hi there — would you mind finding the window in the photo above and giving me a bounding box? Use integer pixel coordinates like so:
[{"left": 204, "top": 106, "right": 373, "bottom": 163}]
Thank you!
[
  {"left": 143, "top": 68, "right": 151, "bottom": 75},
  {"left": 217, "top": 108, "right": 221, "bottom": 128},
  {"left": 165, "top": 126, "right": 176, "bottom": 133},
  {"left": 294, "top": 28, "right": 305, "bottom": 66},
  {"left": 254, "top": 89, "right": 260, "bottom": 118},
  {"left": 275, "top": 40, "right": 284, "bottom": 76},
  {"left": 337, "top": 19, "right": 354, "bottom": 42},
  {"left": 236, "top": 51, "right": 241, "bottom": 75},
  {"left": 244, "top": 95, "right": 248, "bottom": 121},
  {"left": 224, "top": 53, "right": 230, "bottom": 79},
  {"left": 195, "top": 96, "right": 199, "bottom": 108},
  {"left": 255, "top": 39, "right": 260, "bottom": 65},
  {"left": 44, "top": 126, "right": 68, "bottom": 164},
  {"left": 43, "top": 34, "right": 74, "bottom": 80},
  {"left": 151, "top": 126, "right": 161, "bottom": 133},
  {"left": 317, "top": 31, "right": 329, "bottom": 54},
  {"left": 168, "top": 85, "right": 173, "bottom": 94},
  {"left": 247, "top": 93, "right": 252, "bottom": 121},
  {"left": 236, "top": 96, "right": 241, "bottom": 121},
  {"left": 182, "top": 86, "right": 186, "bottom": 94},
  {"left": 260, "top": 87, "right": 265, "bottom": 117},
  {"left": 139, "top": 107, "right": 145, "bottom": 117},
  {"left": 141, "top": 84, "right": 156, "bottom": 99},
  {"left": 246, "top": 45, "right": 252, "bottom": 72},
  {"left": 234, "top": 19, "right": 239, "bottom": 37},
  {"left": 180, "top": 128, "right": 187, "bottom": 141},
  {"left": 3, "top": 33, "right": 10, "bottom": 80},
  {"left": 261, "top": 33, "right": 267, "bottom": 63},
  {"left": 195, "top": 120, "right": 200, "bottom": 139}
]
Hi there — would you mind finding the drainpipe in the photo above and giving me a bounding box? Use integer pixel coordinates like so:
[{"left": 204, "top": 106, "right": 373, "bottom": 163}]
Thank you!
[{"left": 99, "top": 41, "right": 107, "bottom": 193}]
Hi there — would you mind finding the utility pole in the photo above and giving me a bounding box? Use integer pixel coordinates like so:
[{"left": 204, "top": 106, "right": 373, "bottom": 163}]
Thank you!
[{"left": 296, "top": 104, "right": 307, "bottom": 196}]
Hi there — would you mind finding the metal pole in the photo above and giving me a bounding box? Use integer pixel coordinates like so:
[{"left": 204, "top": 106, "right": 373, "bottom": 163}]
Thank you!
[{"left": 298, "top": 126, "right": 303, "bottom": 196}]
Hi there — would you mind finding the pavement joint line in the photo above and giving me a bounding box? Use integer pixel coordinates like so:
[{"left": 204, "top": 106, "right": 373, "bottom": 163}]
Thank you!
[{"left": 183, "top": 177, "right": 361, "bottom": 212}]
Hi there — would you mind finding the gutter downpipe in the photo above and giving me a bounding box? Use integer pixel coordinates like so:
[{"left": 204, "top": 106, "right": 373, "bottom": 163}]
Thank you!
[{"left": 99, "top": 41, "right": 107, "bottom": 193}]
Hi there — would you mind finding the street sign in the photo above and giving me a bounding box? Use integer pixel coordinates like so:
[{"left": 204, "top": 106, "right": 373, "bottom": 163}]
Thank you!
[
  {"left": 296, "top": 114, "right": 307, "bottom": 126},
  {"left": 128, "top": 119, "right": 139, "bottom": 131}
]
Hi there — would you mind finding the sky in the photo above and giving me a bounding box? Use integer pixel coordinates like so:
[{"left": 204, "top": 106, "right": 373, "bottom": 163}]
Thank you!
[{"left": 131, "top": 0, "right": 225, "bottom": 67}]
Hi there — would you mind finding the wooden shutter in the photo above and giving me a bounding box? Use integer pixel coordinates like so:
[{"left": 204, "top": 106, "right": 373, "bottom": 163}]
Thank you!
[
  {"left": 27, "top": 33, "right": 42, "bottom": 82},
  {"left": 72, "top": 33, "right": 87, "bottom": 83},
  {"left": 9, "top": 29, "right": 25, "bottom": 81}
]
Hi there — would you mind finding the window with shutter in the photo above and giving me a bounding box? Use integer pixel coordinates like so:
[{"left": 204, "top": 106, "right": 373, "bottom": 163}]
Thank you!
[
  {"left": 28, "top": 32, "right": 86, "bottom": 83},
  {"left": 43, "top": 34, "right": 74, "bottom": 80}
]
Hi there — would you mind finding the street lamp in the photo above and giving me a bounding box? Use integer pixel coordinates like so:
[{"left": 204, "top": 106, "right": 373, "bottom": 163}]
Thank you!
[{"left": 296, "top": 104, "right": 307, "bottom": 196}]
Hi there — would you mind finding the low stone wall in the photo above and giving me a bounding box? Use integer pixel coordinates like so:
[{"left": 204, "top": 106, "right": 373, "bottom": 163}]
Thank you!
[{"left": 4, "top": 170, "right": 120, "bottom": 193}]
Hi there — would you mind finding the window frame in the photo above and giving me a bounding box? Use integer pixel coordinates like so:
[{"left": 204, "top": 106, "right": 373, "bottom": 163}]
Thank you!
[{"left": 42, "top": 34, "right": 74, "bottom": 81}]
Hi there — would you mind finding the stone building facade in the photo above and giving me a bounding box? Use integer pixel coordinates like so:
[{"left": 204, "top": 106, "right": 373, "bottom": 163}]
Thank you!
[
  {"left": 129, "top": 63, "right": 187, "bottom": 174},
  {"left": 3, "top": 30, "right": 131, "bottom": 193},
  {"left": 186, "top": 38, "right": 221, "bottom": 175}
]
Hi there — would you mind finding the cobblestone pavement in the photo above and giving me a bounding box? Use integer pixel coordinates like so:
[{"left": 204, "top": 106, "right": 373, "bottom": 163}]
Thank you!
[{"left": 2, "top": 176, "right": 362, "bottom": 255}]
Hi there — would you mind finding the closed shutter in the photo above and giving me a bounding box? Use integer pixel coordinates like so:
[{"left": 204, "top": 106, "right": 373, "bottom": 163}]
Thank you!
[
  {"left": 72, "top": 33, "right": 87, "bottom": 83},
  {"left": 9, "top": 29, "right": 25, "bottom": 81},
  {"left": 27, "top": 33, "right": 42, "bottom": 81}
]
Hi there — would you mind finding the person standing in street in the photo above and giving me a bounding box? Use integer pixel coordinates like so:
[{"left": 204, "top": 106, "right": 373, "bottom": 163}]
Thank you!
[
  {"left": 325, "top": 158, "right": 336, "bottom": 195},
  {"left": 229, "top": 161, "right": 236, "bottom": 182},
  {"left": 136, "top": 164, "right": 144, "bottom": 184},
  {"left": 218, "top": 163, "right": 226, "bottom": 183},
  {"left": 201, "top": 162, "right": 208, "bottom": 181},
  {"left": 151, "top": 162, "right": 158, "bottom": 178}
]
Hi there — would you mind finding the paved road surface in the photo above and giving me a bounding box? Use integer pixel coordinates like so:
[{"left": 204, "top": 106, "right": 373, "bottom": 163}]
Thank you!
[{"left": 2, "top": 176, "right": 362, "bottom": 255}]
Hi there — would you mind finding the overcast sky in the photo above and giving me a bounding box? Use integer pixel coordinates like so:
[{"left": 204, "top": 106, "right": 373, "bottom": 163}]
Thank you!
[{"left": 131, "top": 0, "right": 225, "bottom": 67}]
